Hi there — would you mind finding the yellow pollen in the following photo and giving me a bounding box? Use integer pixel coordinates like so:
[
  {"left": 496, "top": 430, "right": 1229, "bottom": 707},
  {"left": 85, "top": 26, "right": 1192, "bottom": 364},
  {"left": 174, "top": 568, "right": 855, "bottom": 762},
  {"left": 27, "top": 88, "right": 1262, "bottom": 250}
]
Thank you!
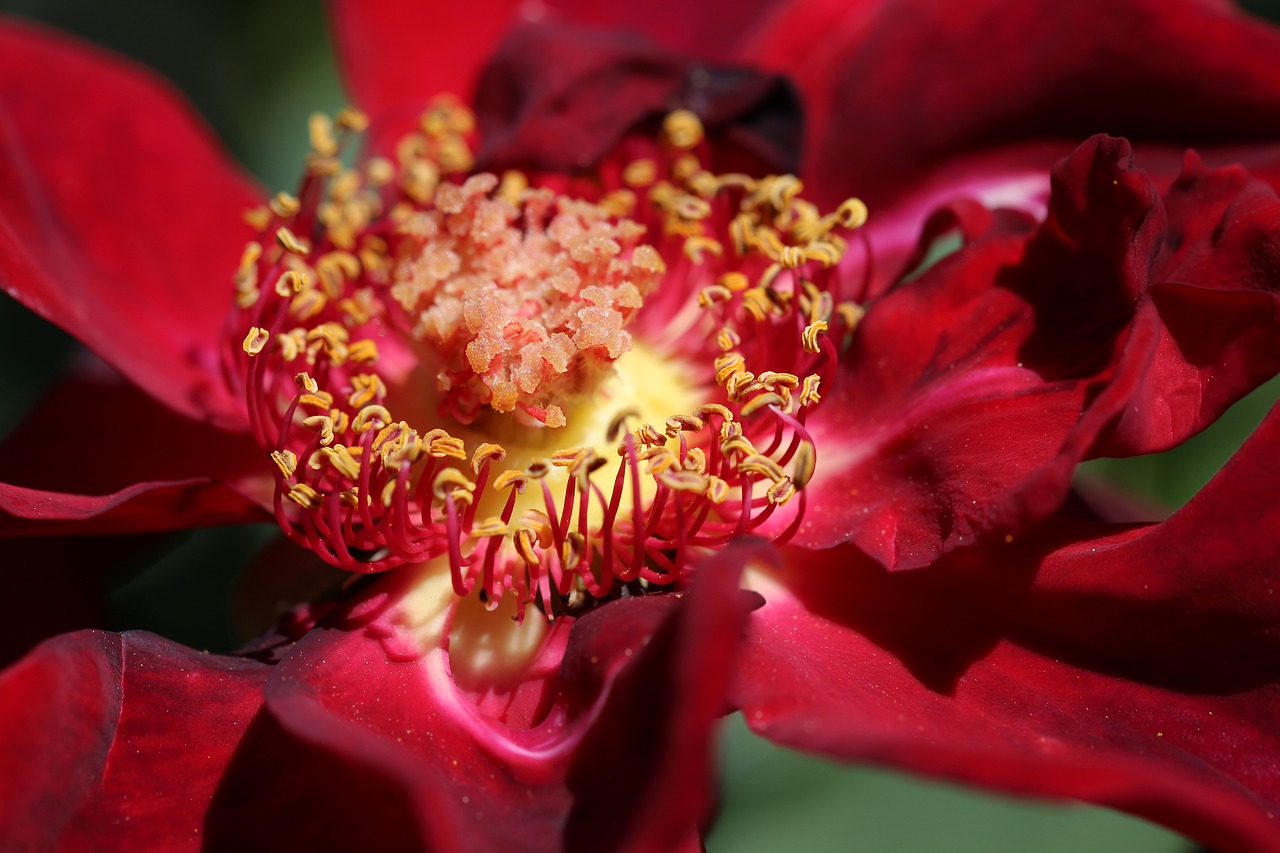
[{"left": 242, "top": 327, "right": 269, "bottom": 355}]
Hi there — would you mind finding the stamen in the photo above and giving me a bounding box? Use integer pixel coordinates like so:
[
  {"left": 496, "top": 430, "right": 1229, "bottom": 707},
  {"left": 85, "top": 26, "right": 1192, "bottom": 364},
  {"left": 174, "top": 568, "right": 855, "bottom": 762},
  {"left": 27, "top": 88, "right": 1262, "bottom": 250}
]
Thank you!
[{"left": 230, "top": 102, "right": 868, "bottom": 618}]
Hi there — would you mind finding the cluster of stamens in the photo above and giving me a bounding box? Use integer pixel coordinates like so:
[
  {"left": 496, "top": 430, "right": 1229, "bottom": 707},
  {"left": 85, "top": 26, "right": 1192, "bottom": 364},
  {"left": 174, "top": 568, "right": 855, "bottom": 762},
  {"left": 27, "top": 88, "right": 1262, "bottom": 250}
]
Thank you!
[{"left": 229, "top": 100, "right": 867, "bottom": 620}]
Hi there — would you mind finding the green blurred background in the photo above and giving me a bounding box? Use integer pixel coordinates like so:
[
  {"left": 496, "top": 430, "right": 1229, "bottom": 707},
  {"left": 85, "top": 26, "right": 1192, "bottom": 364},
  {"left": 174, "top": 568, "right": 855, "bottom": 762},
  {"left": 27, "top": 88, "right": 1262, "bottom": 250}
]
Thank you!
[{"left": 2, "top": 0, "right": 1279, "bottom": 849}]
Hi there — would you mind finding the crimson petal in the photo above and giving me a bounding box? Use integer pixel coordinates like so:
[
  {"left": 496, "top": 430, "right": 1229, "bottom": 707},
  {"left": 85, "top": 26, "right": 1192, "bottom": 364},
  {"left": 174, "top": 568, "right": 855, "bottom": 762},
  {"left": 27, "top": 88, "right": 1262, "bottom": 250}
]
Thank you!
[
  {"left": 799, "top": 136, "right": 1280, "bottom": 568},
  {"left": 210, "top": 544, "right": 759, "bottom": 850},
  {"left": 733, "top": 402, "right": 1280, "bottom": 852},
  {"left": 0, "top": 630, "right": 267, "bottom": 850},
  {"left": 746, "top": 0, "right": 1280, "bottom": 209},
  {"left": 0, "top": 358, "right": 270, "bottom": 535},
  {"left": 329, "top": 0, "right": 782, "bottom": 118},
  {"left": 0, "top": 20, "right": 260, "bottom": 427}
]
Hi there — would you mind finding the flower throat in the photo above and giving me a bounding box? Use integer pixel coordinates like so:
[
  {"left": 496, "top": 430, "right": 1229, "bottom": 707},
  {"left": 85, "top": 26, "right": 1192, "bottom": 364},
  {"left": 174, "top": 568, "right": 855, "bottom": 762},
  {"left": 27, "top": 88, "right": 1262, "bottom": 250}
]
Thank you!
[{"left": 230, "top": 99, "right": 868, "bottom": 621}]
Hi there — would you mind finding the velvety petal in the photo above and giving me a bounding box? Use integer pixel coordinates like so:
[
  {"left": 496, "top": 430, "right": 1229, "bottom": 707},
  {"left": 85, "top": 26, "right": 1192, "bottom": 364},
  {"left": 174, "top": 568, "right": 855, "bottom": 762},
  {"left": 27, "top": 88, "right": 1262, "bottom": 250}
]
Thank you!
[
  {"left": 0, "top": 20, "right": 260, "bottom": 427},
  {"left": 731, "top": 404, "right": 1280, "bottom": 852},
  {"left": 1096, "top": 153, "right": 1280, "bottom": 454},
  {"left": 799, "top": 136, "right": 1280, "bottom": 568},
  {"left": 0, "top": 630, "right": 267, "bottom": 850},
  {"left": 0, "top": 358, "right": 270, "bottom": 535},
  {"left": 473, "top": 20, "right": 801, "bottom": 176},
  {"left": 329, "top": 0, "right": 782, "bottom": 117},
  {"left": 211, "top": 545, "right": 757, "bottom": 850},
  {"left": 745, "top": 0, "right": 1280, "bottom": 210}
]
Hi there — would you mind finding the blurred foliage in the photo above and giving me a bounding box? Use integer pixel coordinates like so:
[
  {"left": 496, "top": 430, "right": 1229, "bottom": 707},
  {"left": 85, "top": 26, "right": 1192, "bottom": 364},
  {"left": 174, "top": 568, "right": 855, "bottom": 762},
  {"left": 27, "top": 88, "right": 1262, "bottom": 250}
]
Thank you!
[{"left": 3, "top": 0, "right": 1279, "bottom": 850}]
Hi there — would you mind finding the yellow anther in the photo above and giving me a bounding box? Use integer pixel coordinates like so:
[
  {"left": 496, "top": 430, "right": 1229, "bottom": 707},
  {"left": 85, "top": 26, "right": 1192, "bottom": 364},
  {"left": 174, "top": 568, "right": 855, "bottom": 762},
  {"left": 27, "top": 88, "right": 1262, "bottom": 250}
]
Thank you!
[
  {"left": 660, "top": 471, "right": 707, "bottom": 493},
  {"left": 294, "top": 372, "right": 319, "bottom": 394},
  {"left": 366, "top": 157, "right": 395, "bottom": 187},
  {"left": 339, "top": 488, "right": 366, "bottom": 509},
  {"left": 695, "top": 403, "right": 734, "bottom": 422},
  {"left": 242, "top": 327, "right": 269, "bottom": 355},
  {"left": 729, "top": 214, "right": 755, "bottom": 257},
  {"left": 471, "top": 442, "right": 507, "bottom": 473},
  {"left": 727, "top": 371, "right": 761, "bottom": 400},
  {"left": 720, "top": 420, "right": 743, "bottom": 441},
  {"left": 303, "top": 415, "right": 336, "bottom": 446},
  {"left": 704, "top": 475, "right": 730, "bottom": 504},
  {"left": 800, "top": 374, "right": 822, "bottom": 407},
  {"left": 471, "top": 516, "right": 510, "bottom": 538},
  {"left": 525, "top": 459, "right": 553, "bottom": 480},
  {"left": 287, "top": 483, "right": 322, "bottom": 509},
  {"left": 663, "top": 109, "right": 704, "bottom": 150},
  {"left": 494, "top": 470, "right": 529, "bottom": 493},
  {"left": 335, "top": 106, "right": 369, "bottom": 133},
  {"left": 236, "top": 242, "right": 263, "bottom": 280},
  {"left": 644, "top": 448, "right": 679, "bottom": 476},
  {"left": 243, "top": 206, "right": 271, "bottom": 231},
  {"left": 552, "top": 447, "right": 598, "bottom": 474},
  {"left": 347, "top": 374, "right": 387, "bottom": 409},
  {"left": 684, "top": 447, "right": 707, "bottom": 473},
  {"left": 426, "top": 433, "right": 467, "bottom": 460},
  {"left": 436, "top": 135, "right": 474, "bottom": 174},
  {"left": 329, "top": 408, "right": 351, "bottom": 436},
  {"left": 778, "top": 244, "right": 808, "bottom": 268},
  {"left": 792, "top": 441, "right": 817, "bottom": 489},
  {"left": 622, "top": 159, "right": 657, "bottom": 187},
  {"left": 767, "top": 477, "right": 798, "bottom": 505},
  {"left": 600, "top": 189, "right": 637, "bottom": 218},
  {"left": 276, "top": 226, "right": 311, "bottom": 256},
  {"left": 683, "top": 235, "right": 723, "bottom": 263},
  {"left": 274, "top": 270, "right": 307, "bottom": 297},
  {"left": 721, "top": 435, "right": 757, "bottom": 458},
  {"left": 380, "top": 480, "right": 400, "bottom": 507},
  {"left": 270, "top": 192, "right": 301, "bottom": 218},
  {"left": 671, "top": 153, "right": 702, "bottom": 182},
  {"left": 757, "top": 371, "right": 800, "bottom": 390},
  {"left": 514, "top": 528, "right": 541, "bottom": 567},
  {"left": 316, "top": 251, "right": 361, "bottom": 297},
  {"left": 714, "top": 352, "right": 746, "bottom": 385},
  {"left": 433, "top": 468, "right": 476, "bottom": 502},
  {"left": 270, "top": 449, "right": 298, "bottom": 477},
  {"left": 698, "top": 285, "right": 733, "bottom": 309},
  {"left": 290, "top": 290, "right": 327, "bottom": 321},
  {"left": 346, "top": 340, "right": 380, "bottom": 364},
  {"left": 561, "top": 532, "right": 587, "bottom": 569},
  {"left": 309, "top": 112, "right": 339, "bottom": 156},
  {"left": 741, "top": 288, "right": 774, "bottom": 322},
  {"left": 740, "top": 454, "right": 786, "bottom": 482},
  {"left": 804, "top": 241, "right": 844, "bottom": 267},
  {"left": 664, "top": 414, "right": 704, "bottom": 436},
  {"left": 312, "top": 445, "right": 361, "bottom": 480},
  {"left": 802, "top": 321, "right": 829, "bottom": 354},
  {"left": 674, "top": 194, "right": 711, "bottom": 221},
  {"left": 740, "top": 392, "right": 787, "bottom": 418},
  {"left": 352, "top": 404, "right": 392, "bottom": 433},
  {"left": 635, "top": 423, "right": 664, "bottom": 446},
  {"left": 836, "top": 301, "right": 866, "bottom": 331},
  {"left": 298, "top": 389, "right": 335, "bottom": 412},
  {"left": 835, "top": 197, "right": 869, "bottom": 229}
]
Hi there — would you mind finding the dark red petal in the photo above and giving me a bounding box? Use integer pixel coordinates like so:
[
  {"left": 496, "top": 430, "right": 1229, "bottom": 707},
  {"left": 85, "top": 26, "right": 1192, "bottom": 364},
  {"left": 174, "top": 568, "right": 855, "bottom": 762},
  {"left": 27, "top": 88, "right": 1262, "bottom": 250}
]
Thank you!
[
  {"left": 0, "top": 21, "right": 260, "bottom": 427},
  {"left": 746, "top": 0, "right": 1280, "bottom": 209},
  {"left": 0, "top": 358, "right": 270, "bottom": 534},
  {"left": 0, "top": 631, "right": 267, "bottom": 850},
  {"left": 733, "top": 403, "right": 1280, "bottom": 852},
  {"left": 473, "top": 20, "right": 801, "bottom": 176},
  {"left": 217, "top": 546, "right": 757, "bottom": 849},
  {"left": 802, "top": 136, "right": 1280, "bottom": 568},
  {"left": 329, "top": 0, "right": 781, "bottom": 117}
]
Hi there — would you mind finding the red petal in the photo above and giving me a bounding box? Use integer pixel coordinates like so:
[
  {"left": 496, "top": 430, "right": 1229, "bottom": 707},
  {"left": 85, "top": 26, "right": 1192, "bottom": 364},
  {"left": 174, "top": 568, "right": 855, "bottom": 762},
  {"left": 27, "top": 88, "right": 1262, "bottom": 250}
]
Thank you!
[
  {"left": 0, "top": 21, "right": 260, "bottom": 427},
  {"left": 329, "top": 0, "right": 781, "bottom": 116},
  {"left": 802, "top": 136, "right": 1280, "bottom": 568},
  {"left": 0, "top": 631, "right": 267, "bottom": 850},
  {"left": 732, "top": 403, "right": 1280, "bottom": 852},
  {"left": 473, "top": 21, "right": 800, "bottom": 176},
  {"left": 745, "top": 0, "right": 1280, "bottom": 210},
  {"left": 0, "top": 358, "right": 270, "bottom": 534},
  {"left": 211, "top": 545, "right": 758, "bottom": 849}
]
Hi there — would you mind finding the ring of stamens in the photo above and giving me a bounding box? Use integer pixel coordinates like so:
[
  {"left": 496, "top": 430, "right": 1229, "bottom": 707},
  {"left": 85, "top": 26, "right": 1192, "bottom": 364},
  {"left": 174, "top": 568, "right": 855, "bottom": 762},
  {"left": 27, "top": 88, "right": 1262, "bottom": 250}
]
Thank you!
[{"left": 231, "top": 103, "right": 867, "bottom": 621}]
